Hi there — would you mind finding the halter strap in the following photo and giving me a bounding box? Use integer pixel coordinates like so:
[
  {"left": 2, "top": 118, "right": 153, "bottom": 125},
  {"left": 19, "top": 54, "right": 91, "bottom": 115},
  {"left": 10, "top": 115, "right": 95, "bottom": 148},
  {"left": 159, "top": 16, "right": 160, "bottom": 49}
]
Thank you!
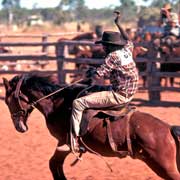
[
  {"left": 15, "top": 75, "right": 25, "bottom": 98},
  {"left": 14, "top": 75, "right": 26, "bottom": 110}
]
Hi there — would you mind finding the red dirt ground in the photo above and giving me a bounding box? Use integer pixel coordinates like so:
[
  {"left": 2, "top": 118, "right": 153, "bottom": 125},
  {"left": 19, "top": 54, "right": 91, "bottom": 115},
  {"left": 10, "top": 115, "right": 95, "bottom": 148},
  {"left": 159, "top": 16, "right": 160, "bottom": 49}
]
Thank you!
[{"left": 0, "top": 83, "right": 179, "bottom": 180}]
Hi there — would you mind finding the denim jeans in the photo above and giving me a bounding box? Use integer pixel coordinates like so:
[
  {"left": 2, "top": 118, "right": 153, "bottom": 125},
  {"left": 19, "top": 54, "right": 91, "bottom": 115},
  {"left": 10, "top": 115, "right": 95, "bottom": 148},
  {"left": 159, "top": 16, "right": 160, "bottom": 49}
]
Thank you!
[{"left": 71, "top": 90, "right": 133, "bottom": 136}]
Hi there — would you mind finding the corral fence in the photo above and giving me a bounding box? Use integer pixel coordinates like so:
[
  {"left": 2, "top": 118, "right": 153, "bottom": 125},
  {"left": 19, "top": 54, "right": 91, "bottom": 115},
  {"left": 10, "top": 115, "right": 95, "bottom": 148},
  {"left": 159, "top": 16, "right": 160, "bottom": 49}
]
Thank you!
[
  {"left": 0, "top": 32, "right": 83, "bottom": 74},
  {"left": 0, "top": 32, "right": 83, "bottom": 53},
  {"left": 56, "top": 40, "right": 180, "bottom": 102},
  {"left": 0, "top": 35, "right": 179, "bottom": 102}
]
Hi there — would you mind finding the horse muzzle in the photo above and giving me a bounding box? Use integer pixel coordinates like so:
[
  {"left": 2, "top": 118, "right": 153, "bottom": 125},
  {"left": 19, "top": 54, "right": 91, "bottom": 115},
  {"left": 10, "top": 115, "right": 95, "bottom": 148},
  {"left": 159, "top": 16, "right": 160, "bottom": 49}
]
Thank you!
[
  {"left": 12, "top": 115, "right": 28, "bottom": 133},
  {"left": 16, "top": 119, "right": 28, "bottom": 133}
]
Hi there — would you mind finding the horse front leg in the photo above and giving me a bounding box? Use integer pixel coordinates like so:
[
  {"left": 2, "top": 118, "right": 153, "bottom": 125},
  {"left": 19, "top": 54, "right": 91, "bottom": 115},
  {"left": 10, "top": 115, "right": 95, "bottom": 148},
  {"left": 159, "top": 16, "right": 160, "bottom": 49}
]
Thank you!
[{"left": 49, "top": 148, "right": 70, "bottom": 180}]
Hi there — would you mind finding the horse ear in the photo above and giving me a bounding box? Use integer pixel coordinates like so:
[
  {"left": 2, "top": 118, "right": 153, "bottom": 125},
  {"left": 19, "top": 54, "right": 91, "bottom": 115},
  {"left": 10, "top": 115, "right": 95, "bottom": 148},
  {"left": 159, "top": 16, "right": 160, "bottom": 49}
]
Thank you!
[{"left": 2, "top": 77, "right": 11, "bottom": 91}]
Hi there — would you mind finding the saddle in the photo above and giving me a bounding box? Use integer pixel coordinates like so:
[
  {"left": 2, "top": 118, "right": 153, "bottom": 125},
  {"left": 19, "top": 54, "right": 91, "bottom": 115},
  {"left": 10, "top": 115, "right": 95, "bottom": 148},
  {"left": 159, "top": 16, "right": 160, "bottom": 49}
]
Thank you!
[
  {"left": 79, "top": 104, "right": 136, "bottom": 157},
  {"left": 77, "top": 85, "right": 136, "bottom": 156},
  {"left": 94, "top": 104, "right": 135, "bottom": 120},
  {"left": 80, "top": 104, "right": 134, "bottom": 135}
]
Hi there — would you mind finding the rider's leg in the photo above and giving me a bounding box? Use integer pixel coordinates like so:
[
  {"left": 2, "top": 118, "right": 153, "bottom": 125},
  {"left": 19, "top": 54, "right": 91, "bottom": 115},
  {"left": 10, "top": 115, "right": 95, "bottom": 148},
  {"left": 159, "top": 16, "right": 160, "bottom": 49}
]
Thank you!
[
  {"left": 72, "top": 91, "right": 128, "bottom": 137},
  {"left": 57, "top": 91, "right": 132, "bottom": 152},
  {"left": 71, "top": 91, "right": 132, "bottom": 151}
]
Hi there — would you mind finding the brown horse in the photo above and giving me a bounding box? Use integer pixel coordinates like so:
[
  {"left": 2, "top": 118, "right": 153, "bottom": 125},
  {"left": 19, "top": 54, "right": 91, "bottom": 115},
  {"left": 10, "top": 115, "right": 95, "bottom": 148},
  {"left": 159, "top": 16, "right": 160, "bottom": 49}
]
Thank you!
[{"left": 3, "top": 73, "right": 180, "bottom": 180}]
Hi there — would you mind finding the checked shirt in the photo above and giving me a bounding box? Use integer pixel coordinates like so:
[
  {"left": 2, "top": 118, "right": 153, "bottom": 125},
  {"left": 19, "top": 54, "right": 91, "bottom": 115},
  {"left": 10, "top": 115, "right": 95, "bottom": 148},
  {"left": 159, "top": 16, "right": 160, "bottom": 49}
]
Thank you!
[{"left": 97, "top": 41, "right": 139, "bottom": 98}]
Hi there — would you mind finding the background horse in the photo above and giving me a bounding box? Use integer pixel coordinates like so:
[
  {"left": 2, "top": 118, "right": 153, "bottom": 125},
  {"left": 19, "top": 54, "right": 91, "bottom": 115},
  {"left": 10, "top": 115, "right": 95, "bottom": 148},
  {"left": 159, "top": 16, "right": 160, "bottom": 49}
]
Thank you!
[{"left": 3, "top": 73, "right": 180, "bottom": 180}]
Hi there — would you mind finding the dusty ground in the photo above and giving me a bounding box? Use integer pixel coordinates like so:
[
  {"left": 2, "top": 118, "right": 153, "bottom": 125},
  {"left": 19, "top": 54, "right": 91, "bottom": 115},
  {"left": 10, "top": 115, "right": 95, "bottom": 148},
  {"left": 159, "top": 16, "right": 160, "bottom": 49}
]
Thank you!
[{"left": 0, "top": 85, "right": 179, "bottom": 180}]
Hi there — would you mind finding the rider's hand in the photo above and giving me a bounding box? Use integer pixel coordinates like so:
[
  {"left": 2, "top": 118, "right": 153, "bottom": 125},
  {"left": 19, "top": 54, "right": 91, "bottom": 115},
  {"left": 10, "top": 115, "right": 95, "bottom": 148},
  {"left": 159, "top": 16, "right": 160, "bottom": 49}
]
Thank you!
[
  {"left": 85, "top": 67, "right": 97, "bottom": 79},
  {"left": 114, "top": 10, "right": 121, "bottom": 25}
]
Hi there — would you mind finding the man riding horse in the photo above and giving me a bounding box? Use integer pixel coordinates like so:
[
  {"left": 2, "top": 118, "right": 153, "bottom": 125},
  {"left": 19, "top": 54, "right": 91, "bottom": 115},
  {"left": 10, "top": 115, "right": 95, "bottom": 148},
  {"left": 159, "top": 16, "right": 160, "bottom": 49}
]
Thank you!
[
  {"left": 57, "top": 11, "right": 139, "bottom": 153},
  {"left": 155, "top": 3, "right": 180, "bottom": 51}
]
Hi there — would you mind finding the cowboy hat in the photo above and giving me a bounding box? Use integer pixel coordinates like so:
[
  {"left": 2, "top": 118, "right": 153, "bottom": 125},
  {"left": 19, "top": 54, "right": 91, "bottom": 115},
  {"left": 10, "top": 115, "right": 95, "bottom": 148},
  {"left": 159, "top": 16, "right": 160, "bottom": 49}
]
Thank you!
[
  {"left": 163, "top": 3, "right": 171, "bottom": 10},
  {"left": 95, "top": 31, "right": 127, "bottom": 46}
]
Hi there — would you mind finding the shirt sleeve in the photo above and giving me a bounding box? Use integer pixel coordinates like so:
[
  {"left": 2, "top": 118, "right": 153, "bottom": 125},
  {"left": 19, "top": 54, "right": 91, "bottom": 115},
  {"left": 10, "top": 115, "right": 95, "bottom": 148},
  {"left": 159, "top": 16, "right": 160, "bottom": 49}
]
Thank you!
[{"left": 96, "top": 53, "right": 118, "bottom": 77}]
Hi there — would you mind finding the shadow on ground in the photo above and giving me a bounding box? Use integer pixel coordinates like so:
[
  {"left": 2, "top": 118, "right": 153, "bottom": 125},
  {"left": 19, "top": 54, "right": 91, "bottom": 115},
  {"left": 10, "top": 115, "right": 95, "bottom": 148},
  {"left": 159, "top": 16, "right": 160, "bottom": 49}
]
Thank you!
[{"left": 131, "top": 98, "right": 180, "bottom": 108}]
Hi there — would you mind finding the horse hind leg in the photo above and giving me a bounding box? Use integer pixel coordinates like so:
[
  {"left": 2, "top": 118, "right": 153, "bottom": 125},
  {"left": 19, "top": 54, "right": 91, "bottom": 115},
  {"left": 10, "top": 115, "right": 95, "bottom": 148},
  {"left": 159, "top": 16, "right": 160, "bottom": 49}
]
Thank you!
[
  {"left": 155, "top": 140, "right": 180, "bottom": 179},
  {"left": 141, "top": 154, "right": 180, "bottom": 180},
  {"left": 142, "top": 133, "right": 180, "bottom": 180},
  {"left": 171, "top": 126, "right": 180, "bottom": 172}
]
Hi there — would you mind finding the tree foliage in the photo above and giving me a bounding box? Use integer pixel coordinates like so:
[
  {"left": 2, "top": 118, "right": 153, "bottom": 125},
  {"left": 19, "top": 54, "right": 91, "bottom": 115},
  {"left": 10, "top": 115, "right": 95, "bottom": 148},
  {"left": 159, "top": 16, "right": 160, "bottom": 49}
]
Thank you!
[
  {"left": 0, "top": 0, "right": 179, "bottom": 27},
  {"left": 2, "top": 0, "right": 20, "bottom": 9},
  {"left": 117, "top": 0, "right": 137, "bottom": 21}
]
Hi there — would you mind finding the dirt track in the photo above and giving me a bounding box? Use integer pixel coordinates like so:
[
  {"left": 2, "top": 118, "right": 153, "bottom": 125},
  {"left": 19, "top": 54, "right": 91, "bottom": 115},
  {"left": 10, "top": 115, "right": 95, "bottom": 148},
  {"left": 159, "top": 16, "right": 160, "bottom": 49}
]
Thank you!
[{"left": 0, "top": 88, "right": 179, "bottom": 180}]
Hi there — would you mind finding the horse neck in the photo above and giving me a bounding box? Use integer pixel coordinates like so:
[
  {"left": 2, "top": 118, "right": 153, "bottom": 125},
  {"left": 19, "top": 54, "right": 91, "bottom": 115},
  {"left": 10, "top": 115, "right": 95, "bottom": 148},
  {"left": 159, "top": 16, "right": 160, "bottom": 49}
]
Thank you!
[{"left": 22, "top": 88, "right": 55, "bottom": 118}]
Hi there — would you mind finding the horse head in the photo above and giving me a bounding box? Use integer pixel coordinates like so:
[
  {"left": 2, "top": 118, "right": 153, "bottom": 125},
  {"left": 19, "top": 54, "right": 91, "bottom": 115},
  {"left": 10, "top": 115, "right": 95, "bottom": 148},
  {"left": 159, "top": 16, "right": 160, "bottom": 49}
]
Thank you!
[
  {"left": 3, "top": 73, "right": 80, "bottom": 134},
  {"left": 3, "top": 75, "right": 33, "bottom": 133}
]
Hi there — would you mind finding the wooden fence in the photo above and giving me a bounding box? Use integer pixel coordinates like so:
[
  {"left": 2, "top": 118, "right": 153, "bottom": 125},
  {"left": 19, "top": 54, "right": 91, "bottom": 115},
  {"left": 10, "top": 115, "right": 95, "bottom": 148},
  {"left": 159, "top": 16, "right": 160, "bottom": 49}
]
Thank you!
[
  {"left": 0, "top": 37, "right": 179, "bottom": 102},
  {"left": 0, "top": 41, "right": 57, "bottom": 74},
  {"left": 56, "top": 40, "right": 180, "bottom": 102},
  {"left": 0, "top": 32, "right": 83, "bottom": 54}
]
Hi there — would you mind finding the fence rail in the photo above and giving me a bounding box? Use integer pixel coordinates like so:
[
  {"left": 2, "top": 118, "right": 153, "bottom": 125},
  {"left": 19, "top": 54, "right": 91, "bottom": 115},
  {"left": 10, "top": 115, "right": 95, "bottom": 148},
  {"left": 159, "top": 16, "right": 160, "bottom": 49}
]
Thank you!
[
  {"left": 0, "top": 38, "right": 179, "bottom": 102},
  {"left": 56, "top": 40, "right": 180, "bottom": 102},
  {"left": 0, "top": 32, "right": 83, "bottom": 38}
]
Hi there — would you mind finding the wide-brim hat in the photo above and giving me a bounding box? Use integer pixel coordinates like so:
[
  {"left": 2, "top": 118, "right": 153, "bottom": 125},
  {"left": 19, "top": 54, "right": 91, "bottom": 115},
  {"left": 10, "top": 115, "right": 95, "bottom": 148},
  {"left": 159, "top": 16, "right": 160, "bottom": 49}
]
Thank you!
[
  {"left": 95, "top": 31, "right": 127, "bottom": 46},
  {"left": 163, "top": 3, "right": 171, "bottom": 10}
]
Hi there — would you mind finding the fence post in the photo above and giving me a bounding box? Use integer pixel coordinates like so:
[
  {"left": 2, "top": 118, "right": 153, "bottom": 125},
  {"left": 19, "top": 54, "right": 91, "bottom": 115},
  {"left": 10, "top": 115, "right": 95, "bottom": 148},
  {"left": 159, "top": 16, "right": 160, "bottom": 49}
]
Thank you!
[
  {"left": 147, "top": 43, "right": 161, "bottom": 102},
  {"left": 42, "top": 34, "right": 48, "bottom": 53},
  {"left": 55, "top": 42, "right": 66, "bottom": 84}
]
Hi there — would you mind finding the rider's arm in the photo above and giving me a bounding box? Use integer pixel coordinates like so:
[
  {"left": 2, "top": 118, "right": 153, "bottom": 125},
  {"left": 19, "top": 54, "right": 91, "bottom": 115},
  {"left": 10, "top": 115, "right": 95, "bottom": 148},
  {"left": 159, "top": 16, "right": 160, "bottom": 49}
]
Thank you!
[{"left": 114, "top": 12, "right": 129, "bottom": 41}]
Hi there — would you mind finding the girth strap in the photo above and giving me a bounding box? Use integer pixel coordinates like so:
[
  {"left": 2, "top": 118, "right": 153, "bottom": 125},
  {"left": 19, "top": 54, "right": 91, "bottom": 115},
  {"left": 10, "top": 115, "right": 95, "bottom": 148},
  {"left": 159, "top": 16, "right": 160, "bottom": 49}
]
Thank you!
[
  {"left": 126, "top": 110, "right": 134, "bottom": 156},
  {"left": 105, "top": 118, "right": 117, "bottom": 151},
  {"left": 105, "top": 118, "right": 128, "bottom": 157},
  {"left": 105, "top": 110, "right": 135, "bottom": 157}
]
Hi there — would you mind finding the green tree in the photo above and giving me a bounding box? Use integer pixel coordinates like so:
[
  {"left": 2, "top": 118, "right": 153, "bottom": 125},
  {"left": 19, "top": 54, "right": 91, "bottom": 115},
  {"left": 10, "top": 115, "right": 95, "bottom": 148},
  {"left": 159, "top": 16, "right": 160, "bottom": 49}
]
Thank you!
[
  {"left": 74, "top": 0, "right": 87, "bottom": 20},
  {"left": 118, "top": 0, "right": 137, "bottom": 21},
  {"left": 58, "top": 0, "right": 75, "bottom": 10},
  {"left": 142, "top": 0, "right": 179, "bottom": 8},
  {"left": 2, "top": 0, "right": 21, "bottom": 25},
  {"left": 2, "top": 0, "right": 21, "bottom": 9},
  {"left": 57, "top": 0, "right": 87, "bottom": 21}
]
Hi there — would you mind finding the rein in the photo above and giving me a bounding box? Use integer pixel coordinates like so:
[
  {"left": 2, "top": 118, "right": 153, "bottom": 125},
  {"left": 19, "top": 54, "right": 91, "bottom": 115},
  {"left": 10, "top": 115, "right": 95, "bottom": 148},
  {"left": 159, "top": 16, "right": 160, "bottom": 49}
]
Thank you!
[
  {"left": 15, "top": 76, "right": 84, "bottom": 110},
  {"left": 30, "top": 78, "right": 84, "bottom": 107}
]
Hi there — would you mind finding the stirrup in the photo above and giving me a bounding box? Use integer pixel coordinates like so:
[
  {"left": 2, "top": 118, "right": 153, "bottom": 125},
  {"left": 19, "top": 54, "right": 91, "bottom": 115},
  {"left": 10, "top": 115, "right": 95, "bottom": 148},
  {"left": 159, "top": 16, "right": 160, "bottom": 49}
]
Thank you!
[{"left": 79, "top": 146, "right": 86, "bottom": 153}]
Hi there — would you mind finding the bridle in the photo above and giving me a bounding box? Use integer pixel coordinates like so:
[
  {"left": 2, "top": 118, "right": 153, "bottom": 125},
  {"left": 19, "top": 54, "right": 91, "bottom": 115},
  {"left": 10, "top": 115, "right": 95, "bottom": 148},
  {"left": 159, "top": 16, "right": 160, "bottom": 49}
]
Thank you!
[
  {"left": 12, "top": 75, "right": 32, "bottom": 119},
  {"left": 12, "top": 75, "right": 84, "bottom": 119}
]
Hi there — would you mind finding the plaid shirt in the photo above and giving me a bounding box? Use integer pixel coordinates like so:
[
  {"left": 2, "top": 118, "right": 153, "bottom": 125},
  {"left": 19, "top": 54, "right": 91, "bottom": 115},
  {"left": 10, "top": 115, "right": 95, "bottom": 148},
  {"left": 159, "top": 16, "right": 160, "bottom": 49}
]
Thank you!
[{"left": 97, "top": 41, "right": 139, "bottom": 98}]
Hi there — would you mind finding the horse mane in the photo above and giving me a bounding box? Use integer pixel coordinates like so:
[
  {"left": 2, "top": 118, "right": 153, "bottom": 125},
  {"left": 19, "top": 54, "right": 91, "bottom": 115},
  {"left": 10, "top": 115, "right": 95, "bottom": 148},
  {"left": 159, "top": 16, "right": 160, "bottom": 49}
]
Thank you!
[
  {"left": 10, "top": 73, "right": 60, "bottom": 95},
  {"left": 10, "top": 73, "right": 88, "bottom": 102}
]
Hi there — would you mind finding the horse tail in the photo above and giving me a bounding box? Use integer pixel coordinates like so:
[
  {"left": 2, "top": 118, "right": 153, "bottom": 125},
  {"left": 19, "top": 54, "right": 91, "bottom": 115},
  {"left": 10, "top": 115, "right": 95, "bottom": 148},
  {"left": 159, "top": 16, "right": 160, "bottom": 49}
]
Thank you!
[{"left": 171, "top": 126, "right": 180, "bottom": 172}]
